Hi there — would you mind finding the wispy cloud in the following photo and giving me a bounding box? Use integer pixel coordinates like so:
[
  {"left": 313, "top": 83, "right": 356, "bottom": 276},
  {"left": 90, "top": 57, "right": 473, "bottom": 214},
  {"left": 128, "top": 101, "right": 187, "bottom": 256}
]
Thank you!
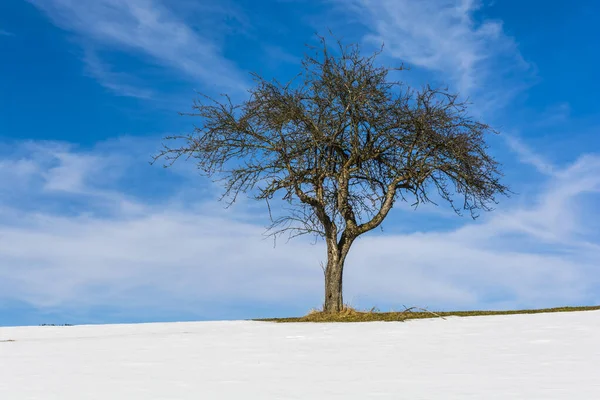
[
  {"left": 0, "top": 139, "right": 321, "bottom": 313},
  {"left": 335, "top": 0, "right": 575, "bottom": 197},
  {"left": 27, "top": 0, "right": 248, "bottom": 97},
  {"left": 535, "top": 102, "right": 571, "bottom": 127},
  {"left": 82, "top": 49, "right": 154, "bottom": 99},
  {"left": 262, "top": 44, "right": 301, "bottom": 66},
  {"left": 337, "top": 0, "right": 534, "bottom": 109},
  {"left": 0, "top": 29, "right": 14, "bottom": 37},
  {"left": 464, "top": 155, "right": 600, "bottom": 245},
  {"left": 0, "top": 138, "right": 598, "bottom": 317},
  {"left": 504, "top": 135, "right": 556, "bottom": 176},
  {"left": 347, "top": 146, "right": 600, "bottom": 310}
]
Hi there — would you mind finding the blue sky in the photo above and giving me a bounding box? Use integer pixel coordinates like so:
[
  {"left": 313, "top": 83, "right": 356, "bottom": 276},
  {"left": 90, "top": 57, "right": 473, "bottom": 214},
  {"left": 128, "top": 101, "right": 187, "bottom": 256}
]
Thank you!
[{"left": 1, "top": 0, "right": 599, "bottom": 326}]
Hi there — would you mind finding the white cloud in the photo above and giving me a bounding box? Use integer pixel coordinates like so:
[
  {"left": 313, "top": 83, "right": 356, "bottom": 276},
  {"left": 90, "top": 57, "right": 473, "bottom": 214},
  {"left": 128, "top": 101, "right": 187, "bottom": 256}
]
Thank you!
[
  {"left": 82, "top": 49, "right": 155, "bottom": 99},
  {"left": 0, "top": 211, "right": 322, "bottom": 308},
  {"left": 8, "top": 141, "right": 114, "bottom": 195},
  {"left": 27, "top": 0, "right": 248, "bottom": 96},
  {"left": 504, "top": 135, "right": 556, "bottom": 176},
  {"left": 0, "top": 159, "right": 39, "bottom": 186},
  {"left": 344, "top": 150, "right": 600, "bottom": 310},
  {"left": 0, "top": 138, "right": 599, "bottom": 317},
  {"left": 463, "top": 157, "right": 600, "bottom": 245},
  {"left": 339, "top": 0, "right": 533, "bottom": 109},
  {"left": 534, "top": 102, "right": 571, "bottom": 127}
]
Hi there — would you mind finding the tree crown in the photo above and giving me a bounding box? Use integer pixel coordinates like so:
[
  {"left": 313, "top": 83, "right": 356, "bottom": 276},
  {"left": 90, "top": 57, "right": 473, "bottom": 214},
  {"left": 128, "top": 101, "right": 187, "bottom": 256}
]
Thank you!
[{"left": 153, "top": 36, "right": 509, "bottom": 243}]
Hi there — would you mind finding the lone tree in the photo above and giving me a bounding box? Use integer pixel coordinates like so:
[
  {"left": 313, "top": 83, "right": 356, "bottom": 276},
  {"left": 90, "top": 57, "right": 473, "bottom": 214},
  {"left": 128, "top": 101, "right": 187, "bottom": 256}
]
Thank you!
[{"left": 152, "top": 36, "right": 509, "bottom": 314}]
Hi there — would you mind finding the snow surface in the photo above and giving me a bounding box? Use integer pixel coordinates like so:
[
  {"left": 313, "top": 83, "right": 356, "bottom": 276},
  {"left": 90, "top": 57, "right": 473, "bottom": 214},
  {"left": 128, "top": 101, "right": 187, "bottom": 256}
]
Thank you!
[{"left": 1, "top": 311, "right": 599, "bottom": 399}]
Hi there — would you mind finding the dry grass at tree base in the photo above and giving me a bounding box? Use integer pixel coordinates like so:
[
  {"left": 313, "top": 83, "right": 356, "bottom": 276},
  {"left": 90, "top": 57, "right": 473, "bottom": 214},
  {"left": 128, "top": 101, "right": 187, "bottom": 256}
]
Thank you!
[{"left": 254, "top": 305, "right": 600, "bottom": 323}]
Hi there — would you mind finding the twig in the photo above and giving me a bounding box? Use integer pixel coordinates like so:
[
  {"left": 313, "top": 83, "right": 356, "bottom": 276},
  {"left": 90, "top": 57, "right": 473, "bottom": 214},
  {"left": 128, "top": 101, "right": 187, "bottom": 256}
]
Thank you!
[{"left": 401, "top": 305, "right": 446, "bottom": 320}]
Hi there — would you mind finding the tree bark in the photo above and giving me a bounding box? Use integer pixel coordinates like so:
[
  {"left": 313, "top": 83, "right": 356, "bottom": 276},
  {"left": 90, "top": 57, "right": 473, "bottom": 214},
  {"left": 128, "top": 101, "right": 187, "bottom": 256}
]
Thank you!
[
  {"left": 323, "top": 258, "right": 343, "bottom": 313},
  {"left": 323, "top": 233, "right": 354, "bottom": 313}
]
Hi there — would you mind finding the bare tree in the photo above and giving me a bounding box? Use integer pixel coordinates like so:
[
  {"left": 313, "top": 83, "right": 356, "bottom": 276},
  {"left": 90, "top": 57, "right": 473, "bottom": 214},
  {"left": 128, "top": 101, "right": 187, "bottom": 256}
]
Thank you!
[{"left": 152, "top": 36, "right": 509, "bottom": 314}]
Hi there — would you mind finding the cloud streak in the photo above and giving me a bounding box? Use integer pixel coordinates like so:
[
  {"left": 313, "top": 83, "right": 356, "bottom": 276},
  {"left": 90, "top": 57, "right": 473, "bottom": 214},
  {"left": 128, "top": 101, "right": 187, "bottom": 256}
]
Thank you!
[
  {"left": 504, "top": 135, "right": 556, "bottom": 176},
  {"left": 81, "top": 49, "right": 155, "bottom": 99},
  {"left": 28, "top": 0, "right": 248, "bottom": 97},
  {"left": 339, "top": 0, "right": 533, "bottom": 110}
]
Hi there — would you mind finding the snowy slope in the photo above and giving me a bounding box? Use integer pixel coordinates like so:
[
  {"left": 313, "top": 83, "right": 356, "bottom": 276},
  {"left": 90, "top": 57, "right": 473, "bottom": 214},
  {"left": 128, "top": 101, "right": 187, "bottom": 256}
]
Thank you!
[{"left": 1, "top": 311, "right": 599, "bottom": 399}]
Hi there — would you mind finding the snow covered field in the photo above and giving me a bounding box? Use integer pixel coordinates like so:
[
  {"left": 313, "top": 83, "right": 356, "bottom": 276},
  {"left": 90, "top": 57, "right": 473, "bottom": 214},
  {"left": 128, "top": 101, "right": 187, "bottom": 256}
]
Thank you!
[{"left": 1, "top": 311, "right": 599, "bottom": 399}]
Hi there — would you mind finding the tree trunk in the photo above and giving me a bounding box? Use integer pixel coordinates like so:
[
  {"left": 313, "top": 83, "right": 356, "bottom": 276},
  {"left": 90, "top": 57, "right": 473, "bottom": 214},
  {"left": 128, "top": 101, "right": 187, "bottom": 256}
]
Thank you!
[
  {"left": 322, "top": 234, "right": 354, "bottom": 313},
  {"left": 323, "top": 256, "right": 344, "bottom": 313}
]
